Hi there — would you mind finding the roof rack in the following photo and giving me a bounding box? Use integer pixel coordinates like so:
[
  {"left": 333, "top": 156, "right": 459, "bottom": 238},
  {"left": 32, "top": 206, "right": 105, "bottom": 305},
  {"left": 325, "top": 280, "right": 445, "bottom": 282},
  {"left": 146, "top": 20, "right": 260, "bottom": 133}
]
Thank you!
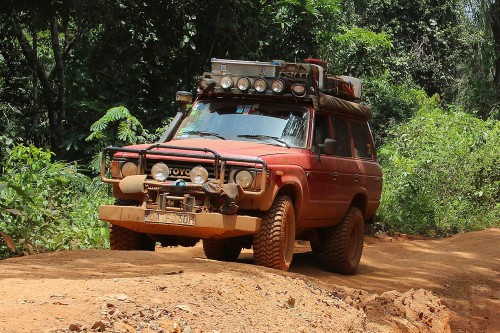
[
  {"left": 197, "top": 58, "right": 371, "bottom": 119},
  {"left": 199, "top": 58, "right": 362, "bottom": 101}
]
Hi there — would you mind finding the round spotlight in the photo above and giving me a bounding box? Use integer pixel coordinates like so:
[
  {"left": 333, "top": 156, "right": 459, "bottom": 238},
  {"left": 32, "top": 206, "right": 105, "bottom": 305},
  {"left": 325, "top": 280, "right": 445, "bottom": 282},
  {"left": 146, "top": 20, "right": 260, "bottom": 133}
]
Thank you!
[
  {"left": 234, "top": 170, "right": 254, "bottom": 189},
  {"left": 291, "top": 84, "right": 307, "bottom": 97},
  {"left": 151, "top": 162, "right": 169, "bottom": 181},
  {"left": 199, "top": 78, "right": 216, "bottom": 91},
  {"left": 271, "top": 79, "right": 286, "bottom": 94},
  {"left": 220, "top": 76, "right": 234, "bottom": 90},
  {"left": 199, "top": 79, "right": 209, "bottom": 89},
  {"left": 237, "top": 77, "right": 251, "bottom": 92},
  {"left": 254, "top": 78, "right": 268, "bottom": 93},
  {"left": 121, "top": 161, "right": 138, "bottom": 177},
  {"left": 190, "top": 165, "right": 209, "bottom": 184}
]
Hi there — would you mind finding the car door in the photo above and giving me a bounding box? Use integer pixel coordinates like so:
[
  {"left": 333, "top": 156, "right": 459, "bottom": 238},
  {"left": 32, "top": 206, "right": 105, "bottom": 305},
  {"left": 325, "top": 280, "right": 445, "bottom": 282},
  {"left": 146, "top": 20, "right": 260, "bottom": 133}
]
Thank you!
[
  {"left": 351, "top": 120, "right": 382, "bottom": 218},
  {"left": 304, "top": 112, "right": 340, "bottom": 221},
  {"left": 330, "top": 115, "right": 361, "bottom": 221}
]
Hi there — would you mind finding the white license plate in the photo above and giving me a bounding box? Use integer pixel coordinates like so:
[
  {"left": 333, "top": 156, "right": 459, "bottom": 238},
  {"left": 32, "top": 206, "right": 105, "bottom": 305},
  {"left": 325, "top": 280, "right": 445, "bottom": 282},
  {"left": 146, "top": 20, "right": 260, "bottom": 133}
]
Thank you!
[{"left": 145, "top": 211, "right": 195, "bottom": 226}]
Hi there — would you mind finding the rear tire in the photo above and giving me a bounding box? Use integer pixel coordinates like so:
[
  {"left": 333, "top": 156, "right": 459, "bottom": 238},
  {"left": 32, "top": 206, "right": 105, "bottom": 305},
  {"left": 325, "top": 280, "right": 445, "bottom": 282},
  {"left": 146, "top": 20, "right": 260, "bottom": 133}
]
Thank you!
[
  {"left": 317, "top": 207, "right": 364, "bottom": 274},
  {"left": 253, "top": 195, "right": 295, "bottom": 271},
  {"left": 110, "top": 199, "right": 155, "bottom": 251},
  {"left": 202, "top": 239, "right": 242, "bottom": 262}
]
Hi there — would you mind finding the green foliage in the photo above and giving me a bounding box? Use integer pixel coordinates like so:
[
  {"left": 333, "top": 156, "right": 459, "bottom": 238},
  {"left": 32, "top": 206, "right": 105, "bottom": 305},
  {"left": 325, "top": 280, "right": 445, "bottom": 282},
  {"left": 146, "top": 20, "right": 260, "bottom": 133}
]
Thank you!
[
  {"left": 322, "top": 27, "right": 393, "bottom": 77},
  {"left": 1, "top": 0, "right": 499, "bottom": 242},
  {"left": 378, "top": 103, "right": 500, "bottom": 236},
  {"left": 86, "top": 106, "right": 158, "bottom": 171},
  {"left": 345, "top": 0, "right": 473, "bottom": 99},
  {"left": 363, "top": 74, "right": 428, "bottom": 145},
  {"left": 87, "top": 106, "right": 145, "bottom": 145},
  {"left": 0, "top": 144, "right": 111, "bottom": 258},
  {"left": 256, "top": 0, "right": 341, "bottom": 59}
]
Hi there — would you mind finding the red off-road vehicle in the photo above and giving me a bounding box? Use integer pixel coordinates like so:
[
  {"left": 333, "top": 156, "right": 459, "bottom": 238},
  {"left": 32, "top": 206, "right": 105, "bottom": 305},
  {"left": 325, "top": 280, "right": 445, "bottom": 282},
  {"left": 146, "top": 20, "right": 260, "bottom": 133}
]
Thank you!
[{"left": 98, "top": 58, "right": 382, "bottom": 274}]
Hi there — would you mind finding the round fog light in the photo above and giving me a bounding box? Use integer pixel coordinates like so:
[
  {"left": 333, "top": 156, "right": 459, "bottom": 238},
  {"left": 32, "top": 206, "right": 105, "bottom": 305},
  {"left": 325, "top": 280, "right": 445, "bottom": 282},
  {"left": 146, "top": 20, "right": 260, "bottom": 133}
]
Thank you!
[
  {"left": 190, "top": 165, "right": 209, "bottom": 184},
  {"left": 235, "top": 170, "right": 254, "bottom": 188},
  {"left": 151, "top": 162, "right": 169, "bottom": 181},
  {"left": 121, "top": 161, "right": 138, "bottom": 177}
]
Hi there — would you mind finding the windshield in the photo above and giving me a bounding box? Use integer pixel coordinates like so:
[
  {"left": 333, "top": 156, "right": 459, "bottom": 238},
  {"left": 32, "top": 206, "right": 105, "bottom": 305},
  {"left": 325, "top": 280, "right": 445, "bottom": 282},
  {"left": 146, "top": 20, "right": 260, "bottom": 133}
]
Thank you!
[{"left": 174, "top": 100, "right": 310, "bottom": 148}]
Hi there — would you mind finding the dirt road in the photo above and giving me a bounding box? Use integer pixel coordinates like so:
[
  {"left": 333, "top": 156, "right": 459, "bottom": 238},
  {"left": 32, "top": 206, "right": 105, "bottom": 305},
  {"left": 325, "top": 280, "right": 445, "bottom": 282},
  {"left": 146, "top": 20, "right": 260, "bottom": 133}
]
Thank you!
[{"left": 0, "top": 228, "right": 498, "bottom": 332}]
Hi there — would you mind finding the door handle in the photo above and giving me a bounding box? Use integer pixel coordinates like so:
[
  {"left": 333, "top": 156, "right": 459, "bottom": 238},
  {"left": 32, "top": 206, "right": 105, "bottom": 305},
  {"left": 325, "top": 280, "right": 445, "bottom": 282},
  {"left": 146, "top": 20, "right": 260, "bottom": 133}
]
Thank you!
[
  {"left": 332, "top": 172, "right": 338, "bottom": 179},
  {"left": 354, "top": 174, "right": 359, "bottom": 181}
]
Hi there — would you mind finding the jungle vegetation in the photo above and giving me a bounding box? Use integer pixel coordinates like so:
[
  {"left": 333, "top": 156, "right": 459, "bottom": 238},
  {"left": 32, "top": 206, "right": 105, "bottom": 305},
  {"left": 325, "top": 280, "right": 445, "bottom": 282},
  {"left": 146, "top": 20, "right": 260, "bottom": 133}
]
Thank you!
[{"left": 0, "top": 0, "right": 499, "bottom": 257}]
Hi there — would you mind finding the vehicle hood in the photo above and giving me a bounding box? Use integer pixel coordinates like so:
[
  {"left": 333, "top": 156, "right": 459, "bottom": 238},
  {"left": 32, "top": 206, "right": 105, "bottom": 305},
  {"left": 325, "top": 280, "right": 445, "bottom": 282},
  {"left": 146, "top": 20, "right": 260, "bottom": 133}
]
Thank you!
[{"left": 120, "top": 138, "right": 302, "bottom": 161}]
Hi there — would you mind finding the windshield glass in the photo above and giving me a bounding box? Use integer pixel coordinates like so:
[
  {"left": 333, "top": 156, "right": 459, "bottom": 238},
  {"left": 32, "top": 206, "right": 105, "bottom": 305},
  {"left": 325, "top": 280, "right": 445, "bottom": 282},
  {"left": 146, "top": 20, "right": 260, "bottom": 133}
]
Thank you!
[{"left": 173, "top": 100, "right": 310, "bottom": 148}]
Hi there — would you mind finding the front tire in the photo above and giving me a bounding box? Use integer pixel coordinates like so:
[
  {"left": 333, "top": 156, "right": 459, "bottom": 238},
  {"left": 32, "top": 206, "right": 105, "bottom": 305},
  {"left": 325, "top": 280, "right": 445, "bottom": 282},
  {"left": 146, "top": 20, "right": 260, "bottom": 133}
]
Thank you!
[
  {"left": 202, "top": 239, "right": 242, "bottom": 262},
  {"left": 110, "top": 225, "right": 155, "bottom": 251},
  {"left": 317, "top": 207, "right": 364, "bottom": 274},
  {"left": 110, "top": 199, "right": 155, "bottom": 251},
  {"left": 253, "top": 195, "right": 295, "bottom": 271}
]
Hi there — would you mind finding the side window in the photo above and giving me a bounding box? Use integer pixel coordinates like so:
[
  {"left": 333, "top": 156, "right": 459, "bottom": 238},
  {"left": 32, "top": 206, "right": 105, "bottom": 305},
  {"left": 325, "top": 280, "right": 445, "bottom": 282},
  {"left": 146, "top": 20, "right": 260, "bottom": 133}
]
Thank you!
[
  {"left": 351, "top": 122, "right": 373, "bottom": 159},
  {"left": 332, "top": 116, "right": 352, "bottom": 157},
  {"left": 312, "top": 113, "right": 331, "bottom": 153}
]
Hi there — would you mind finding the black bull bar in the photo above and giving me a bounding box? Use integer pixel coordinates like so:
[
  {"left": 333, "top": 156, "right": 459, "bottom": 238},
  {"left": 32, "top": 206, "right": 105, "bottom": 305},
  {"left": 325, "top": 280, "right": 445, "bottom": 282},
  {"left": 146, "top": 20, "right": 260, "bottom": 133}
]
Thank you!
[{"left": 100, "top": 143, "right": 268, "bottom": 196}]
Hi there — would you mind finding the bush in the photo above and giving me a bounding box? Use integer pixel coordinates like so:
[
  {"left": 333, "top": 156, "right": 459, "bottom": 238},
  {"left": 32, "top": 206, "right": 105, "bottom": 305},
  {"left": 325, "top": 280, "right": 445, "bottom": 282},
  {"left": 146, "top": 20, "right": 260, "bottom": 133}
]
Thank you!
[
  {"left": 0, "top": 144, "right": 111, "bottom": 258},
  {"left": 378, "top": 99, "right": 500, "bottom": 235},
  {"left": 364, "top": 73, "right": 428, "bottom": 145}
]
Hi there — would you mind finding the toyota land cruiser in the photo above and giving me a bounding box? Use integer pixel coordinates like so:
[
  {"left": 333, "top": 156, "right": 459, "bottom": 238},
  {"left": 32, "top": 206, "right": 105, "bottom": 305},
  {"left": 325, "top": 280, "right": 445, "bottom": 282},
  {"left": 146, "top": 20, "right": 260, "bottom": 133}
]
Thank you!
[{"left": 98, "top": 58, "right": 382, "bottom": 274}]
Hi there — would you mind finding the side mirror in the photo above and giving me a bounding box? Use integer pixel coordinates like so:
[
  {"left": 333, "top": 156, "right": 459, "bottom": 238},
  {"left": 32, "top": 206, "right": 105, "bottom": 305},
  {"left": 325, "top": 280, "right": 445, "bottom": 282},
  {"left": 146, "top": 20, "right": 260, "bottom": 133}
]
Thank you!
[
  {"left": 316, "top": 138, "right": 337, "bottom": 162},
  {"left": 323, "top": 138, "right": 337, "bottom": 155},
  {"left": 176, "top": 91, "right": 193, "bottom": 112}
]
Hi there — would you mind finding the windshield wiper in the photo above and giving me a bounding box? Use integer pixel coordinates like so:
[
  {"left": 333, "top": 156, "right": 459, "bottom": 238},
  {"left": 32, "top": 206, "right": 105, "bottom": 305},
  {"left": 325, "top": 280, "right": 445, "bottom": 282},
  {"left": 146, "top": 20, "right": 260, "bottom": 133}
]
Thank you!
[
  {"left": 237, "top": 134, "right": 290, "bottom": 148},
  {"left": 183, "top": 130, "right": 226, "bottom": 140}
]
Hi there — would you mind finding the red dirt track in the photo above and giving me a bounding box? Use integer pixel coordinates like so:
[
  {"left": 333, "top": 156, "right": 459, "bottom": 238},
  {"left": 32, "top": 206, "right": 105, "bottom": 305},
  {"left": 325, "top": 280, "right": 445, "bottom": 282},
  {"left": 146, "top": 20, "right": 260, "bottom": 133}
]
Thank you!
[{"left": 0, "top": 228, "right": 498, "bottom": 332}]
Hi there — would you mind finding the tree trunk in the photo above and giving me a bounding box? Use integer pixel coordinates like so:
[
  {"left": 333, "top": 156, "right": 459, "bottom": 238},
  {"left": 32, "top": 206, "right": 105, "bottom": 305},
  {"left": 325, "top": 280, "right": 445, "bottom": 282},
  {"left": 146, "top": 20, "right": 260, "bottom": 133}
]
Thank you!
[
  {"left": 10, "top": 12, "right": 62, "bottom": 154},
  {"left": 490, "top": 1, "right": 500, "bottom": 87},
  {"left": 32, "top": 21, "right": 38, "bottom": 110},
  {"left": 50, "top": 16, "right": 65, "bottom": 120}
]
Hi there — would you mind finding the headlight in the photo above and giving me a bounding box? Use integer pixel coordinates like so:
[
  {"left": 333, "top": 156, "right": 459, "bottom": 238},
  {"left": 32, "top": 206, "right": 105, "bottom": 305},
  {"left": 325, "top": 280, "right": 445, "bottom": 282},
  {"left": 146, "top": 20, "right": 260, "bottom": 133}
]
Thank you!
[
  {"left": 121, "top": 161, "right": 138, "bottom": 177},
  {"left": 151, "top": 162, "right": 169, "bottom": 181},
  {"left": 271, "top": 79, "right": 285, "bottom": 94},
  {"left": 234, "top": 170, "right": 254, "bottom": 188},
  {"left": 237, "top": 77, "right": 251, "bottom": 91},
  {"left": 291, "top": 84, "right": 306, "bottom": 97},
  {"left": 190, "top": 165, "right": 209, "bottom": 184},
  {"left": 220, "top": 76, "right": 234, "bottom": 90},
  {"left": 254, "top": 78, "right": 268, "bottom": 93}
]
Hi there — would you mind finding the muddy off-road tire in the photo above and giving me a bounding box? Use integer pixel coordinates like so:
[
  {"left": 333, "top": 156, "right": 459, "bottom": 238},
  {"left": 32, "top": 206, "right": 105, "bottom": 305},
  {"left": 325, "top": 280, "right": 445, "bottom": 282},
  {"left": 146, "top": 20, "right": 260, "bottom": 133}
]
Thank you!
[
  {"left": 109, "top": 200, "right": 155, "bottom": 251},
  {"left": 318, "top": 207, "right": 364, "bottom": 274},
  {"left": 202, "top": 239, "right": 242, "bottom": 262},
  {"left": 253, "top": 195, "right": 295, "bottom": 271}
]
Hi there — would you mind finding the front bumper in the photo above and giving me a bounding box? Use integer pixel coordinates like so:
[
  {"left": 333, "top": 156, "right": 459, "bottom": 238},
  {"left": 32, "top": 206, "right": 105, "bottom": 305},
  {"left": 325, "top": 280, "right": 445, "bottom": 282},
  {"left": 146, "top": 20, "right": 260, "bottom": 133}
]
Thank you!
[{"left": 99, "top": 205, "right": 261, "bottom": 239}]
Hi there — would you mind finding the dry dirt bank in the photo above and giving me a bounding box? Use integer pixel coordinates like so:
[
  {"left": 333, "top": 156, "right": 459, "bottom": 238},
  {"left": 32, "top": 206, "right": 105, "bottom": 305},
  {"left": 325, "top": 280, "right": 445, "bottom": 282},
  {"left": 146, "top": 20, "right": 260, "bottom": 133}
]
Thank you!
[{"left": 0, "top": 228, "right": 498, "bottom": 333}]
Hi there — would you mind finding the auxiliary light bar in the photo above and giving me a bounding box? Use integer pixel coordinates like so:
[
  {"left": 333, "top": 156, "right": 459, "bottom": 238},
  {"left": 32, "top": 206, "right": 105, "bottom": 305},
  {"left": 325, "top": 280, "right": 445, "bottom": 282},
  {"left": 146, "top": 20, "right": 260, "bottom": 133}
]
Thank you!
[{"left": 198, "top": 58, "right": 362, "bottom": 101}]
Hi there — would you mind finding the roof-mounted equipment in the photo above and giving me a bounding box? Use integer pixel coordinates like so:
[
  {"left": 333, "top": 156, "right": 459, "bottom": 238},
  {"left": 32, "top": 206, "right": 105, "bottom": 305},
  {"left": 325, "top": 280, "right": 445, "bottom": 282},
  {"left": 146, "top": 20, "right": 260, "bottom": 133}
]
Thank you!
[{"left": 199, "top": 58, "right": 363, "bottom": 103}]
